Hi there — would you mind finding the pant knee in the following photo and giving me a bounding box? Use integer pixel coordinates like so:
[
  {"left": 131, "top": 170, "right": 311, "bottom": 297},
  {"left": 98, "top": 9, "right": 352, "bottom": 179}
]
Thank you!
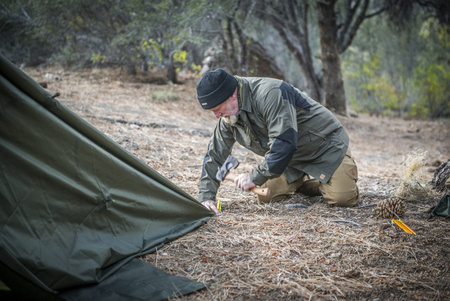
[{"left": 322, "top": 186, "right": 359, "bottom": 207}]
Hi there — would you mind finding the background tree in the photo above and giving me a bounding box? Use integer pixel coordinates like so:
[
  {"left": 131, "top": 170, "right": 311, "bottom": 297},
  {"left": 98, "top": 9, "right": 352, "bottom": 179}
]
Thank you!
[
  {"left": 252, "top": 1, "right": 323, "bottom": 102},
  {"left": 240, "top": 0, "right": 448, "bottom": 115},
  {"left": 120, "top": 0, "right": 208, "bottom": 81},
  {"left": 0, "top": 0, "right": 55, "bottom": 66},
  {"left": 0, "top": 0, "right": 210, "bottom": 80},
  {"left": 0, "top": 0, "right": 448, "bottom": 117},
  {"left": 342, "top": 1, "right": 449, "bottom": 117},
  {"left": 192, "top": 1, "right": 283, "bottom": 79},
  {"left": 249, "top": 0, "right": 388, "bottom": 115}
]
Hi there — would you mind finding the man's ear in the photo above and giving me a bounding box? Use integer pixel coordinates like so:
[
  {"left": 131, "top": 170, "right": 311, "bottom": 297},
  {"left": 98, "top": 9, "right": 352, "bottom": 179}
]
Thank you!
[{"left": 230, "top": 88, "right": 238, "bottom": 101}]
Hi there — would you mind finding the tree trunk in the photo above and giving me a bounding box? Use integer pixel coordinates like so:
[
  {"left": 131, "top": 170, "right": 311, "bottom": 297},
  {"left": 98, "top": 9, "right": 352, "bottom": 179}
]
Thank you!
[
  {"left": 317, "top": 1, "right": 347, "bottom": 115},
  {"left": 290, "top": 41, "right": 323, "bottom": 102},
  {"left": 432, "top": 160, "right": 450, "bottom": 192},
  {"left": 167, "top": 51, "right": 177, "bottom": 84},
  {"left": 232, "top": 19, "right": 249, "bottom": 75}
]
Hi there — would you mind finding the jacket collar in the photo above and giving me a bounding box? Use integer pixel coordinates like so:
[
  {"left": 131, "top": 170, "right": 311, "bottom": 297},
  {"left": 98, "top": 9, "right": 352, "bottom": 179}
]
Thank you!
[
  {"left": 234, "top": 76, "right": 257, "bottom": 141},
  {"left": 235, "top": 76, "right": 252, "bottom": 115}
]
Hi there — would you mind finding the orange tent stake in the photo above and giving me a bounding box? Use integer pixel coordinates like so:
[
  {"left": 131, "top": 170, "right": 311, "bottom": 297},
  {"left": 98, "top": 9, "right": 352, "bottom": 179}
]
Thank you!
[{"left": 392, "top": 219, "right": 416, "bottom": 235}]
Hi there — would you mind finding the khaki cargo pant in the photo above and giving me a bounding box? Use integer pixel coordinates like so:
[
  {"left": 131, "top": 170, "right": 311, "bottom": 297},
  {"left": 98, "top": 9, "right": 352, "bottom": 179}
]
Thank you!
[{"left": 258, "top": 149, "right": 359, "bottom": 207}]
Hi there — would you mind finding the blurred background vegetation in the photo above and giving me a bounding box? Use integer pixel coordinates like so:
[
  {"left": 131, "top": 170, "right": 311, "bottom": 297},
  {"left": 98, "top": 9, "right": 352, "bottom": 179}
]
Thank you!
[{"left": 1, "top": 0, "right": 449, "bottom": 118}]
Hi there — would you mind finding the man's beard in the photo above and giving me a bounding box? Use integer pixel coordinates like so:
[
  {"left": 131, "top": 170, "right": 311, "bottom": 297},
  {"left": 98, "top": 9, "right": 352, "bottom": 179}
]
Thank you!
[{"left": 223, "top": 115, "right": 238, "bottom": 125}]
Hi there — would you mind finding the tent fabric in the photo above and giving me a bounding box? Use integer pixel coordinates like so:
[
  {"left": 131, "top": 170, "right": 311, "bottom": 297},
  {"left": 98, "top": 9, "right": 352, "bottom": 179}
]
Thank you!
[
  {"left": 430, "top": 194, "right": 450, "bottom": 218},
  {"left": 59, "top": 258, "right": 206, "bottom": 301},
  {"left": 0, "top": 54, "right": 213, "bottom": 300},
  {"left": 0, "top": 260, "right": 61, "bottom": 301}
]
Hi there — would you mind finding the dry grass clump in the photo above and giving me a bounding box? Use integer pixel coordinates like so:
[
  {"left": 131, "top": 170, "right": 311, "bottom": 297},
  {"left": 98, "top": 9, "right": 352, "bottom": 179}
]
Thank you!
[
  {"left": 150, "top": 89, "right": 180, "bottom": 102},
  {"left": 395, "top": 150, "right": 433, "bottom": 201}
]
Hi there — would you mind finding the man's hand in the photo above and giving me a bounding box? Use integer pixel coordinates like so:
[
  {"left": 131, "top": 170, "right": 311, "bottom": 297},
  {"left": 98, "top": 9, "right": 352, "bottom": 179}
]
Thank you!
[
  {"left": 235, "top": 173, "right": 256, "bottom": 191},
  {"left": 201, "top": 200, "right": 220, "bottom": 214}
]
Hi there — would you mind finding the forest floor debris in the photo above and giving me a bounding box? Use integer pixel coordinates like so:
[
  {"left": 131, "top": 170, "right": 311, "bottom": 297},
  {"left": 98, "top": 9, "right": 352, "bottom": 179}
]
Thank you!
[{"left": 28, "top": 67, "right": 450, "bottom": 300}]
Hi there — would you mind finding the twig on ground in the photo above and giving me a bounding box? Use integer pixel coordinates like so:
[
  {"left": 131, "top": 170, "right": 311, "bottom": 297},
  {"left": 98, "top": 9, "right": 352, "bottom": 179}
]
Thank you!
[
  {"left": 358, "top": 203, "right": 377, "bottom": 208},
  {"left": 330, "top": 220, "right": 361, "bottom": 227},
  {"left": 285, "top": 203, "right": 309, "bottom": 209}
]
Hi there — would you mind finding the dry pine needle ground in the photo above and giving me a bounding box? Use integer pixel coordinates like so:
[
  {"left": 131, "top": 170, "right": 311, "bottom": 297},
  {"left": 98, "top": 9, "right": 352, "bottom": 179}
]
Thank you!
[{"left": 27, "top": 67, "right": 450, "bottom": 300}]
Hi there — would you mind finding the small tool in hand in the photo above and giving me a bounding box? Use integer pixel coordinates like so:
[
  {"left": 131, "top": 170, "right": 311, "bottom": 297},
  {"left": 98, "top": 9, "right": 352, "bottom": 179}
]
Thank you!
[{"left": 216, "top": 155, "right": 270, "bottom": 197}]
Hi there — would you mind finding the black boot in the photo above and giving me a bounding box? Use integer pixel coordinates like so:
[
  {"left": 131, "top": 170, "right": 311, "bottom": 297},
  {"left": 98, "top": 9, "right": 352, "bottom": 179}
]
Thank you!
[{"left": 296, "top": 179, "right": 322, "bottom": 196}]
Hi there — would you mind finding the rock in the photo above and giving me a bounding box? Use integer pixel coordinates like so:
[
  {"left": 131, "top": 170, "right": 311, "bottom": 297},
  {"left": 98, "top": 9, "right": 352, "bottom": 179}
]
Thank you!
[{"left": 330, "top": 253, "right": 342, "bottom": 259}]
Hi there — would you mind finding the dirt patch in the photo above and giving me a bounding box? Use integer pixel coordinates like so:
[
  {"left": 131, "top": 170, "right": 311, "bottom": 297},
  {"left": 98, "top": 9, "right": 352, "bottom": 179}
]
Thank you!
[{"left": 27, "top": 67, "right": 450, "bottom": 300}]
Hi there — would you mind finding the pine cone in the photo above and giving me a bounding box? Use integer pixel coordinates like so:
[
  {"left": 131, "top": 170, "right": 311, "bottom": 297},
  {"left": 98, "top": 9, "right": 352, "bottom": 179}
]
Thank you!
[{"left": 375, "top": 198, "right": 406, "bottom": 218}]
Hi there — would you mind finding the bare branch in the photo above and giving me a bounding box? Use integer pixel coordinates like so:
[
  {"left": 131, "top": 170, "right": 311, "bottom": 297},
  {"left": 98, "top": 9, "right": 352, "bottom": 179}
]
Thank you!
[
  {"left": 338, "top": 0, "right": 361, "bottom": 42},
  {"left": 338, "top": 0, "right": 370, "bottom": 53},
  {"left": 365, "top": 4, "right": 391, "bottom": 19}
]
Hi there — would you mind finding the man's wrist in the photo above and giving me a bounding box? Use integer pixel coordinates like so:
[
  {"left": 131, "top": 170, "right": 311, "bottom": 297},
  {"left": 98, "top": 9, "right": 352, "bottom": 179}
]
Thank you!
[
  {"left": 198, "top": 193, "right": 216, "bottom": 203},
  {"left": 250, "top": 169, "right": 267, "bottom": 186},
  {"left": 202, "top": 200, "right": 215, "bottom": 204}
]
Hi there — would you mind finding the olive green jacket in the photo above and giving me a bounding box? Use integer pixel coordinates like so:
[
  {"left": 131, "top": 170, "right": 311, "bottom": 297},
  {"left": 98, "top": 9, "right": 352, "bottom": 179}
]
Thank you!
[{"left": 198, "top": 76, "right": 349, "bottom": 203}]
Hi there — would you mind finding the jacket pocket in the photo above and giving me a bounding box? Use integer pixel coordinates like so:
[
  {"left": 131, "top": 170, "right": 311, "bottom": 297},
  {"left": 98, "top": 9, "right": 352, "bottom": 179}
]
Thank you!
[{"left": 308, "top": 129, "right": 326, "bottom": 142}]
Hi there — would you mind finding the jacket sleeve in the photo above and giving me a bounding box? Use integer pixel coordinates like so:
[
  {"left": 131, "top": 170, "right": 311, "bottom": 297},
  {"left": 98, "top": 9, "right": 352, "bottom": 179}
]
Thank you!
[
  {"left": 250, "top": 87, "right": 299, "bottom": 186},
  {"left": 197, "top": 119, "right": 236, "bottom": 203}
]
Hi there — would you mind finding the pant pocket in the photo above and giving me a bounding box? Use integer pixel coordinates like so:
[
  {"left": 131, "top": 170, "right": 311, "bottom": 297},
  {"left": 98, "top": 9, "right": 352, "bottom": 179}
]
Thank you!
[{"left": 343, "top": 155, "right": 358, "bottom": 181}]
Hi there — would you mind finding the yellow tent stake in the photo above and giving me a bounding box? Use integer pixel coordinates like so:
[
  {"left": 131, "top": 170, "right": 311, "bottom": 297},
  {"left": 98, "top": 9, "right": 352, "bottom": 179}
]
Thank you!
[
  {"left": 392, "top": 219, "right": 416, "bottom": 235},
  {"left": 216, "top": 199, "right": 221, "bottom": 211}
]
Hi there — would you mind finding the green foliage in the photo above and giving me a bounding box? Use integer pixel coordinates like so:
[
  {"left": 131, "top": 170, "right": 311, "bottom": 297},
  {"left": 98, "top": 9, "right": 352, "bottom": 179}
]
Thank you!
[
  {"left": 190, "top": 63, "right": 202, "bottom": 74},
  {"left": 0, "top": 0, "right": 56, "bottom": 65},
  {"left": 1, "top": 0, "right": 448, "bottom": 118},
  {"left": 115, "top": 0, "right": 211, "bottom": 74},
  {"left": 173, "top": 50, "right": 188, "bottom": 64},
  {"left": 141, "top": 39, "right": 163, "bottom": 62},
  {"left": 344, "top": 54, "right": 405, "bottom": 116},
  {"left": 408, "top": 103, "right": 429, "bottom": 118},
  {"left": 90, "top": 53, "right": 108, "bottom": 65},
  {"left": 412, "top": 63, "right": 450, "bottom": 118},
  {"left": 51, "top": 45, "right": 87, "bottom": 70},
  {"left": 343, "top": 15, "right": 449, "bottom": 118},
  {"left": 1, "top": 0, "right": 211, "bottom": 75},
  {"left": 173, "top": 50, "right": 188, "bottom": 72}
]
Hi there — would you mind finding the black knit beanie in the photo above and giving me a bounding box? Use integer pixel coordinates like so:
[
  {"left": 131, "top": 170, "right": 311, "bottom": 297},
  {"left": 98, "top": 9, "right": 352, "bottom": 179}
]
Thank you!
[{"left": 196, "top": 68, "right": 237, "bottom": 109}]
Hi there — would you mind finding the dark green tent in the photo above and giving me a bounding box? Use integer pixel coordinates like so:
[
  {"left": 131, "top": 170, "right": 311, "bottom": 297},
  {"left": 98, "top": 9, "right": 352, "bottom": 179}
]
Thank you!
[{"left": 0, "top": 54, "right": 213, "bottom": 300}]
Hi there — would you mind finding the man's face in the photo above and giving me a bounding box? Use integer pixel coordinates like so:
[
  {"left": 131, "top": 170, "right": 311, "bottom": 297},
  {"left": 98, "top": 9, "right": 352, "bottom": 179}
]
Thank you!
[{"left": 208, "top": 90, "right": 239, "bottom": 124}]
